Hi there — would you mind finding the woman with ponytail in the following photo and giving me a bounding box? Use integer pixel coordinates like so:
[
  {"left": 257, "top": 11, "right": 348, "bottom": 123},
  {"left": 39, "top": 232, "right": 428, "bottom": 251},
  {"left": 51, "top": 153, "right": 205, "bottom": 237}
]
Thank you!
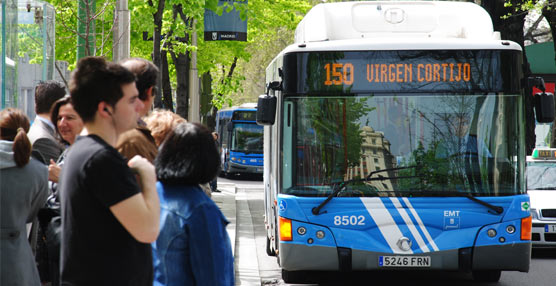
[{"left": 1, "top": 108, "right": 49, "bottom": 286}]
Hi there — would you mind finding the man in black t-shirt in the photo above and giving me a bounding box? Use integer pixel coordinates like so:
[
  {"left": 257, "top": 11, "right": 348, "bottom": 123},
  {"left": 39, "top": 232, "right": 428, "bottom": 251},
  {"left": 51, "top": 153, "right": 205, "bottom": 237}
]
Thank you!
[{"left": 59, "top": 57, "right": 160, "bottom": 286}]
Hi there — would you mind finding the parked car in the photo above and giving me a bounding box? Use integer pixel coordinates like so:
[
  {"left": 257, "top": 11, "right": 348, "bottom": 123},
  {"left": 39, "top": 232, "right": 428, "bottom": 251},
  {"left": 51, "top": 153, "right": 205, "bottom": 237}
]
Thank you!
[{"left": 526, "top": 148, "right": 556, "bottom": 247}]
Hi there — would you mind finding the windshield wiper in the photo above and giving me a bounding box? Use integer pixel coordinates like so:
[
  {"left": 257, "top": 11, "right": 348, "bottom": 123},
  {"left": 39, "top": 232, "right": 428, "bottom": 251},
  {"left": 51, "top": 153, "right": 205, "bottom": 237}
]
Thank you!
[
  {"left": 407, "top": 190, "right": 504, "bottom": 215},
  {"left": 312, "top": 166, "right": 419, "bottom": 215}
]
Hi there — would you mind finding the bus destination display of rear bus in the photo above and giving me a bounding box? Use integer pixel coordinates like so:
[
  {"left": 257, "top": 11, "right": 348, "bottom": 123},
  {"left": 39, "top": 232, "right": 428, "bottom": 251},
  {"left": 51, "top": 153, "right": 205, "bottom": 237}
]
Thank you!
[{"left": 283, "top": 50, "right": 522, "bottom": 94}]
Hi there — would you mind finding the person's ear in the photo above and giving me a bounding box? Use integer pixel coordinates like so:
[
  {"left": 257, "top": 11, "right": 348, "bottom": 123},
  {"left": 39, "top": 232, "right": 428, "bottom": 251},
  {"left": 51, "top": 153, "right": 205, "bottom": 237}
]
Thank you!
[
  {"left": 98, "top": 103, "right": 112, "bottom": 117},
  {"left": 146, "top": 86, "right": 155, "bottom": 98}
]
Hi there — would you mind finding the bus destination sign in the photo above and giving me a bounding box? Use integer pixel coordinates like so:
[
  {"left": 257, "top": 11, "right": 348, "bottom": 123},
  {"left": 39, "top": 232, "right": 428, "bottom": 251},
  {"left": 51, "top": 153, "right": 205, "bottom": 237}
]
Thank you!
[
  {"left": 323, "top": 62, "right": 471, "bottom": 86},
  {"left": 283, "top": 50, "right": 521, "bottom": 94}
]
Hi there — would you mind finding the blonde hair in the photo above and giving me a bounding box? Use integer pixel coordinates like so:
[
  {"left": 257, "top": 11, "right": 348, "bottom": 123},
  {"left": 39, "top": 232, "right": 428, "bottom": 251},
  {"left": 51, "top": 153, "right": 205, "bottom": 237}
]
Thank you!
[{"left": 145, "top": 109, "right": 186, "bottom": 146}]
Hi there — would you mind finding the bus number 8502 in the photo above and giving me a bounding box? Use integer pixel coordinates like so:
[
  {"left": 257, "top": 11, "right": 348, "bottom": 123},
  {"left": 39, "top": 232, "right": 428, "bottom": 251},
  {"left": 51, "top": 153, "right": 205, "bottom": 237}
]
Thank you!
[{"left": 334, "top": 215, "right": 366, "bottom": 226}]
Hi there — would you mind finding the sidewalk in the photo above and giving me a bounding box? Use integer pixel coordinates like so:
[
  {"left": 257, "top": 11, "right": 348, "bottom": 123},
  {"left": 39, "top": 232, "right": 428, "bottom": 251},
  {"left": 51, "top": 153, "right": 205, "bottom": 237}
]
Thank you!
[
  {"left": 211, "top": 183, "right": 264, "bottom": 286},
  {"left": 211, "top": 182, "right": 237, "bottom": 255}
]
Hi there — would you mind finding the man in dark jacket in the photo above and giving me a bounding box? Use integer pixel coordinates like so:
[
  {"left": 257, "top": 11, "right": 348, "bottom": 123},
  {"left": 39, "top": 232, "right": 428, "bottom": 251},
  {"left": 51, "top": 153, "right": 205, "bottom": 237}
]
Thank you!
[{"left": 28, "top": 80, "right": 66, "bottom": 164}]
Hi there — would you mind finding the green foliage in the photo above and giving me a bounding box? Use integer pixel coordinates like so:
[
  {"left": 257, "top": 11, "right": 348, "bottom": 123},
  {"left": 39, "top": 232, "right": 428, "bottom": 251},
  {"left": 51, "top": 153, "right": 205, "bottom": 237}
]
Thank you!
[
  {"left": 50, "top": 0, "right": 118, "bottom": 70},
  {"left": 502, "top": 0, "right": 549, "bottom": 19},
  {"left": 17, "top": 24, "right": 44, "bottom": 63},
  {"left": 52, "top": 0, "right": 313, "bottom": 109},
  {"left": 198, "top": 0, "right": 311, "bottom": 107}
]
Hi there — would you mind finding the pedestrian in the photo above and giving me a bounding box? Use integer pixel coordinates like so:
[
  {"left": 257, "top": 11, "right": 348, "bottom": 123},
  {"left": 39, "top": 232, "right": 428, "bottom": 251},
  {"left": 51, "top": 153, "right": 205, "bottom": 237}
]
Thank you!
[
  {"left": 144, "top": 109, "right": 186, "bottom": 147},
  {"left": 210, "top": 131, "right": 220, "bottom": 192},
  {"left": 0, "top": 108, "right": 49, "bottom": 286},
  {"left": 144, "top": 109, "right": 213, "bottom": 197},
  {"left": 59, "top": 56, "right": 159, "bottom": 286},
  {"left": 116, "top": 58, "right": 159, "bottom": 163},
  {"left": 28, "top": 80, "right": 66, "bottom": 164},
  {"left": 152, "top": 122, "right": 234, "bottom": 286},
  {"left": 35, "top": 95, "right": 84, "bottom": 285},
  {"left": 26, "top": 80, "right": 66, "bottom": 260}
]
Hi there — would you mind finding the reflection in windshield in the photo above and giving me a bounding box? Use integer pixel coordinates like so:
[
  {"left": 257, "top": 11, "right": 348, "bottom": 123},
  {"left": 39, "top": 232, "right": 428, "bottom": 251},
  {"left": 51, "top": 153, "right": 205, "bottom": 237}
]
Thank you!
[
  {"left": 232, "top": 123, "right": 263, "bottom": 153},
  {"left": 283, "top": 94, "right": 523, "bottom": 197},
  {"left": 527, "top": 162, "right": 556, "bottom": 190}
]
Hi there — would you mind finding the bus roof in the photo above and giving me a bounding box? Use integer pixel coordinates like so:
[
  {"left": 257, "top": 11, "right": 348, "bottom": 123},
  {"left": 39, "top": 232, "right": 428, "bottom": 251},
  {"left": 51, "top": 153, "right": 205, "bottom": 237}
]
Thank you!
[
  {"left": 283, "top": 38, "right": 522, "bottom": 53},
  {"left": 295, "top": 1, "right": 499, "bottom": 43},
  {"left": 218, "top": 103, "right": 257, "bottom": 113}
]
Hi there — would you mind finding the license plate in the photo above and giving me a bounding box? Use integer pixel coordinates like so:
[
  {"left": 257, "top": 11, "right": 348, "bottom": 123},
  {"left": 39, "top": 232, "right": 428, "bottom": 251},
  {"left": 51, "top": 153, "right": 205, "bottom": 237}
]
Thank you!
[
  {"left": 545, "top": 224, "right": 556, "bottom": 233},
  {"left": 379, "top": 256, "right": 431, "bottom": 267}
]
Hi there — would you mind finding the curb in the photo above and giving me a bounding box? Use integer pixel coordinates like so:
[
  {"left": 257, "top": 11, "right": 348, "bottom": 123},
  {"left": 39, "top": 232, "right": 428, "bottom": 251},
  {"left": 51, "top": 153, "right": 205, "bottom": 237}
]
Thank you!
[{"left": 212, "top": 184, "right": 237, "bottom": 256}]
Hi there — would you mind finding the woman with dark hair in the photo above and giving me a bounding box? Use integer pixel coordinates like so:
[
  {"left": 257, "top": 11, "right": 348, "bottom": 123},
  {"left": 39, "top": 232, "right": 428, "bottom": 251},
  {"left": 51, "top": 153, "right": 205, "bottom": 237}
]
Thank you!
[
  {"left": 48, "top": 95, "right": 84, "bottom": 183},
  {"left": 152, "top": 122, "right": 233, "bottom": 286},
  {"left": 35, "top": 96, "right": 84, "bottom": 285},
  {"left": 0, "top": 108, "right": 49, "bottom": 285}
]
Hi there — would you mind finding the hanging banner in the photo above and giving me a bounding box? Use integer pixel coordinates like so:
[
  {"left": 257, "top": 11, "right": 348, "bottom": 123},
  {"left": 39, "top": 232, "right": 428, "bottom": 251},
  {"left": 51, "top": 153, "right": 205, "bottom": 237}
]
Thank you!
[{"left": 204, "top": 0, "right": 247, "bottom": 41}]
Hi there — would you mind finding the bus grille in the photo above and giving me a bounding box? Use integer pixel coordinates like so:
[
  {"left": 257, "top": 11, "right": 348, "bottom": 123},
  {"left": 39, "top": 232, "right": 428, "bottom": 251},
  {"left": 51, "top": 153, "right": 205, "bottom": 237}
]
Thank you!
[{"left": 541, "top": 209, "right": 556, "bottom": 218}]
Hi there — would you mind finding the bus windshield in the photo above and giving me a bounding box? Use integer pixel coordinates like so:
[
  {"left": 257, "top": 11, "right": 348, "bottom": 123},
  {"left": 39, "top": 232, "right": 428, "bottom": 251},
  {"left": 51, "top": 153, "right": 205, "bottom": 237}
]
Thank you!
[
  {"left": 231, "top": 123, "right": 264, "bottom": 153},
  {"left": 282, "top": 94, "right": 523, "bottom": 197}
]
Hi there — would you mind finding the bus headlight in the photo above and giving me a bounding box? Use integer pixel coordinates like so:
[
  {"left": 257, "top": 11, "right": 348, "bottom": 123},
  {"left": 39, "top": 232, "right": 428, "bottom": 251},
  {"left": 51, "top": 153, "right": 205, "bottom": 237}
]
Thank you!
[
  {"left": 487, "top": 229, "right": 497, "bottom": 237},
  {"left": 297, "top": 226, "right": 307, "bottom": 235},
  {"left": 316, "top": 230, "right": 325, "bottom": 239},
  {"left": 506, "top": 225, "right": 516, "bottom": 234}
]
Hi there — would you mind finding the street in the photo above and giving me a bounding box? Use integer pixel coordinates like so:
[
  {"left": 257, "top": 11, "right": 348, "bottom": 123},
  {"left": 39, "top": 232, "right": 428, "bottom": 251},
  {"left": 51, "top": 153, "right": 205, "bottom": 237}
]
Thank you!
[{"left": 220, "top": 177, "right": 556, "bottom": 286}]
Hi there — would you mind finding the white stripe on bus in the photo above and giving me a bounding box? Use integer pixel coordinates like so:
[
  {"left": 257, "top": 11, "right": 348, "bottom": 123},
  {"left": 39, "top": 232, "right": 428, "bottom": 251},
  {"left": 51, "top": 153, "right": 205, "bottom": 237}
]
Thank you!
[
  {"left": 361, "top": 198, "right": 413, "bottom": 254},
  {"left": 390, "top": 197, "right": 431, "bottom": 253},
  {"left": 402, "top": 197, "right": 440, "bottom": 251}
]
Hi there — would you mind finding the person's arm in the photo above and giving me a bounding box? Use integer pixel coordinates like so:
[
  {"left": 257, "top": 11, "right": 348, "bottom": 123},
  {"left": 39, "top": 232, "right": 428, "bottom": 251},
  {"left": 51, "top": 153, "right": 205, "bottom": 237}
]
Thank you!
[
  {"left": 32, "top": 138, "right": 62, "bottom": 164},
  {"left": 109, "top": 155, "right": 160, "bottom": 243}
]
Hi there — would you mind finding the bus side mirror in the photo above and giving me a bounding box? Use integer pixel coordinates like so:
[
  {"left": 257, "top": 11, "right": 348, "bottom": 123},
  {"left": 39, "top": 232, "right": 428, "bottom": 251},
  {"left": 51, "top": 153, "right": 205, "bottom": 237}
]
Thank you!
[
  {"left": 534, "top": 92, "right": 555, "bottom": 123},
  {"left": 256, "top": 94, "right": 277, "bottom": 125},
  {"left": 227, "top": 122, "right": 233, "bottom": 132}
]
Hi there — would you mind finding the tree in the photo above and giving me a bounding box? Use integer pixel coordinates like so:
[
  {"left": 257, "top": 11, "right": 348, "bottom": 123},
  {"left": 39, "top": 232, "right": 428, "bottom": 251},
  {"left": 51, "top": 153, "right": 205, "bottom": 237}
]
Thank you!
[
  {"left": 480, "top": 0, "right": 539, "bottom": 155},
  {"left": 51, "top": 0, "right": 311, "bottom": 120},
  {"left": 543, "top": 1, "right": 556, "bottom": 46},
  {"left": 51, "top": 0, "right": 119, "bottom": 80},
  {"left": 218, "top": 0, "right": 312, "bottom": 106}
]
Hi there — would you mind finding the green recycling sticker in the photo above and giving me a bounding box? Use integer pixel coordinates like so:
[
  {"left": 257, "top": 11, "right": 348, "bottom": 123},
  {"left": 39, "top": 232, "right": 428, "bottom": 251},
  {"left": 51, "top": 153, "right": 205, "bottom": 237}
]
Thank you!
[{"left": 521, "top": 202, "right": 530, "bottom": 211}]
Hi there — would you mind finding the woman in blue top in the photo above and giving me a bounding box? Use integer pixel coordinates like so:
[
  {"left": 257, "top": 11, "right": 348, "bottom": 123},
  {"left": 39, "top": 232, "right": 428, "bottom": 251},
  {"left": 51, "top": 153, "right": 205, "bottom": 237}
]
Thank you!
[{"left": 153, "top": 122, "right": 234, "bottom": 286}]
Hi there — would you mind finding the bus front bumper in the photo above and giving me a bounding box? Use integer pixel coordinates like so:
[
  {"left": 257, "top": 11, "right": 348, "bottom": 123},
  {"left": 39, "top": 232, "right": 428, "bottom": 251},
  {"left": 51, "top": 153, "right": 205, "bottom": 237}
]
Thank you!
[
  {"left": 228, "top": 161, "right": 263, "bottom": 174},
  {"left": 279, "top": 242, "right": 531, "bottom": 272}
]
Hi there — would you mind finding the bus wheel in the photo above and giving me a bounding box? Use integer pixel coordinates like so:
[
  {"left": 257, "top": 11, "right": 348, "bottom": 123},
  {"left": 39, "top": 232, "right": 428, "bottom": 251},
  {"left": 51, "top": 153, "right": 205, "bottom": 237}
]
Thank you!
[
  {"left": 472, "top": 270, "right": 501, "bottom": 282},
  {"left": 282, "top": 269, "right": 308, "bottom": 284},
  {"left": 266, "top": 236, "right": 275, "bottom": 256}
]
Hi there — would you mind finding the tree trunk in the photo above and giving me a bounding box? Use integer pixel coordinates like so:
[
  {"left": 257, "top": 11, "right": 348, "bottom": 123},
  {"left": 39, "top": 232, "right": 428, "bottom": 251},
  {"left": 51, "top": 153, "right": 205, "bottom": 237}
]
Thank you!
[
  {"left": 151, "top": 0, "right": 165, "bottom": 109},
  {"left": 481, "top": 0, "right": 535, "bottom": 154},
  {"left": 200, "top": 72, "right": 215, "bottom": 128},
  {"left": 161, "top": 48, "right": 174, "bottom": 111},
  {"left": 171, "top": 50, "right": 190, "bottom": 119}
]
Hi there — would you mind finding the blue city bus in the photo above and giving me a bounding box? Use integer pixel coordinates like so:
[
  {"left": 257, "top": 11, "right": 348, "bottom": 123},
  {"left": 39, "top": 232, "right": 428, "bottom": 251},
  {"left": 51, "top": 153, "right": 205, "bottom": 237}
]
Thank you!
[
  {"left": 256, "top": 1, "right": 554, "bottom": 283},
  {"left": 215, "top": 103, "right": 264, "bottom": 177}
]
